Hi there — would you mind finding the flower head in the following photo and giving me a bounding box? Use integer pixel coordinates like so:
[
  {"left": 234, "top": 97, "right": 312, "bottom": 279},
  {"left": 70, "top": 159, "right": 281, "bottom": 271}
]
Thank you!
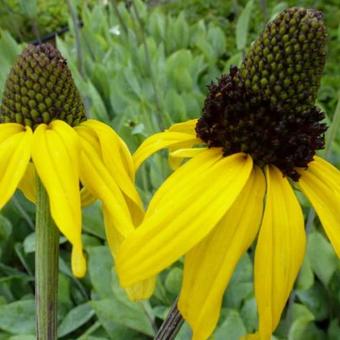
[
  {"left": 116, "top": 8, "right": 340, "bottom": 339},
  {"left": 0, "top": 44, "right": 147, "bottom": 287}
]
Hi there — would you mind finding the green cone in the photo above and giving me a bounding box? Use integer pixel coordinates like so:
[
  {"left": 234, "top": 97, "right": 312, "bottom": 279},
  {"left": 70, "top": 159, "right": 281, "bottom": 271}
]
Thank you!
[
  {"left": 0, "top": 43, "right": 86, "bottom": 128},
  {"left": 240, "top": 7, "right": 326, "bottom": 111}
]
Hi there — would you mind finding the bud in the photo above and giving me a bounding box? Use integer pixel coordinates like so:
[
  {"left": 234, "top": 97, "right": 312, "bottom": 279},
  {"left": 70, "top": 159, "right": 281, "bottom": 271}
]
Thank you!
[
  {"left": 0, "top": 44, "right": 86, "bottom": 128},
  {"left": 240, "top": 7, "right": 326, "bottom": 111}
]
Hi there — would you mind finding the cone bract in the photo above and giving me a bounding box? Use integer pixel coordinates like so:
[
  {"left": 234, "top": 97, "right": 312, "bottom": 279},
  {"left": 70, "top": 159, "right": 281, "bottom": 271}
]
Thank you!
[
  {"left": 0, "top": 44, "right": 86, "bottom": 128},
  {"left": 240, "top": 7, "right": 326, "bottom": 111}
]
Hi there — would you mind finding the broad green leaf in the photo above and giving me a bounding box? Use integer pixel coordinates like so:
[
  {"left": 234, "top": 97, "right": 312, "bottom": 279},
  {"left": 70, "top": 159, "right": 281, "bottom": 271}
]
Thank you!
[
  {"left": 91, "top": 299, "right": 154, "bottom": 337},
  {"left": 58, "top": 303, "right": 95, "bottom": 337},
  {"left": 0, "top": 215, "right": 12, "bottom": 256},
  {"left": 328, "top": 319, "right": 340, "bottom": 340},
  {"left": 296, "top": 257, "right": 314, "bottom": 291},
  {"left": 23, "top": 233, "right": 66, "bottom": 253},
  {"left": 289, "top": 320, "right": 325, "bottom": 340},
  {"left": 0, "top": 300, "right": 35, "bottom": 334},
  {"left": 296, "top": 283, "right": 329, "bottom": 321},
  {"left": 307, "top": 231, "right": 338, "bottom": 286},
  {"left": 207, "top": 25, "right": 226, "bottom": 58},
  {"left": 19, "top": 0, "right": 37, "bottom": 18},
  {"left": 88, "top": 246, "right": 114, "bottom": 299},
  {"left": 236, "top": 0, "right": 254, "bottom": 50},
  {"left": 240, "top": 298, "right": 258, "bottom": 332},
  {"left": 214, "top": 309, "right": 246, "bottom": 340},
  {"left": 82, "top": 202, "right": 105, "bottom": 239},
  {"left": 164, "top": 267, "right": 182, "bottom": 295}
]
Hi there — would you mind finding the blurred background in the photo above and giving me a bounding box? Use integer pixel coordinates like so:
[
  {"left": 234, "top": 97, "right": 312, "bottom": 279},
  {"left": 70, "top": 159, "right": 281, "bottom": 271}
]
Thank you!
[{"left": 0, "top": 0, "right": 339, "bottom": 339}]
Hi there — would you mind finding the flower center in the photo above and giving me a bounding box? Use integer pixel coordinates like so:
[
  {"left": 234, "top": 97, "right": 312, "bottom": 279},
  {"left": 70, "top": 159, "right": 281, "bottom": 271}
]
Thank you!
[
  {"left": 196, "top": 67, "right": 327, "bottom": 181},
  {"left": 196, "top": 7, "right": 327, "bottom": 181},
  {"left": 0, "top": 44, "right": 86, "bottom": 129}
]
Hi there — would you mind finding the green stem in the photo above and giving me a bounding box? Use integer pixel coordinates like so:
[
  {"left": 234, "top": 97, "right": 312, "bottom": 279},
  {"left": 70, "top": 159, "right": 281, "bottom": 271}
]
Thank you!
[{"left": 35, "top": 177, "right": 59, "bottom": 340}]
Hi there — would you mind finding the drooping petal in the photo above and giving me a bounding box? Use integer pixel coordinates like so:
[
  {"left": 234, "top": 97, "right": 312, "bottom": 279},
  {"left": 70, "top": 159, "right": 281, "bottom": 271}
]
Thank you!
[
  {"left": 254, "top": 165, "right": 306, "bottom": 339},
  {"left": 166, "top": 119, "right": 200, "bottom": 169},
  {"left": 78, "top": 133, "right": 135, "bottom": 237},
  {"left": 167, "top": 119, "right": 198, "bottom": 135},
  {"left": 169, "top": 147, "right": 207, "bottom": 159},
  {"left": 117, "top": 150, "right": 253, "bottom": 287},
  {"left": 102, "top": 205, "right": 155, "bottom": 301},
  {"left": 0, "top": 123, "right": 25, "bottom": 142},
  {"left": 0, "top": 126, "right": 32, "bottom": 208},
  {"left": 169, "top": 146, "right": 207, "bottom": 170},
  {"left": 79, "top": 120, "right": 144, "bottom": 221},
  {"left": 298, "top": 156, "right": 340, "bottom": 257},
  {"left": 80, "top": 186, "right": 97, "bottom": 207},
  {"left": 133, "top": 131, "right": 200, "bottom": 171},
  {"left": 18, "top": 162, "right": 36, "bottom": 203},
  {"left": 31, "top": 121, "right": 86, "bottom": 277},
  {"left": 178, "top": 166, "right": 265, "bottom": 340}
]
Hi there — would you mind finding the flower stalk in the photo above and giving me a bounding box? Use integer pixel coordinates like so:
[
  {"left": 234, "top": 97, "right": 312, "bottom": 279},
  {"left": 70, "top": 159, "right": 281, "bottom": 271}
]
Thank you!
[
  {"left": 35, "top": 176, "right": 59, "bottom": 340},
  {"left": 155, "top": 298, "right": 184, "bottom": 340}
]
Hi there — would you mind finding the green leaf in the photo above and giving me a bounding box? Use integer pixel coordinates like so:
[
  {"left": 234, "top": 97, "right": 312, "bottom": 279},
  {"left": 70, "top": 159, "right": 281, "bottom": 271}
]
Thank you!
[
  {"left": 0, "top": 30, "right": 22, "bottom": 65},
  {"left": 0, "top": 214, "right": 12, "bottom": 242},
  {"left": 23, "top": 233, "right": 66, "bottom": 253},
  {"left": 164, "top": 267, "right": 182, "bottom": 295},
  {"left": 9, "top": 336, "right": 35, "bottom": 340},
  {"left": 296, "top": 257, "right": 314, "bottom": 291},
  {"left": 296, "top": 282, "right": 329, "bottom": 321},
  {"left": 307, "top": 231, "right": 338, "bottom": 286},
  {"left": 207, "top": 25, "right": 226, "bottom": 58},
  {"left": 88, "top": 246, "right": 114, "bottom": 299},
  {"left": 82, "top": 202, "right": 105, "bottom": 239},
  {"left": 19, "top": 0, "right": 37, "bottom": 18},
  {"left": 58, "top": 303, "right": 95, "bottom": 337},
  {"left": 0, "top": 300, "right": 35, "bottom": 334},
  {"left": 240, "top": 298, "right": 258, "bottom": 332},
  {"left": 164, "top": 89, "right": 187, "bottom": 120},
  {"left": 91, "top": 299, "right": 154, "bottom": 337},
  {"left": 214, "top": 309, "right": 246, "bottom": 339},
  {"left": 328, "top": 319, "right": 340, "bottom": 340},
  {"left": 0, "top": 215, "right": 12, "bottom": 256},
  {"left": 289, "top": 320, "right": 325, "bottom": 340},
  {"left": 236, "top": 0, "right": 254, "bottom": 50}
]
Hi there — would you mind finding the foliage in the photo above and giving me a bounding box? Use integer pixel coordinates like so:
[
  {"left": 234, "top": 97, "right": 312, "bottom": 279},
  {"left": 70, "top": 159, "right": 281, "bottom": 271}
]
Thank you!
[
  {"left": 0, "top": 0, "right": 339, "bottom": 339},
  {"left": 0, "top": 0, "right": 97, "bottom": 42}
]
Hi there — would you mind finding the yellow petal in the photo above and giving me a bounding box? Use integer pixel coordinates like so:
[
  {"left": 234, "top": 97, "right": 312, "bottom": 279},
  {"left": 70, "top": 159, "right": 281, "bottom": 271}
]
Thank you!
[
  {"left": 78, "top": 134, "right": 134, "bottom": 237},
  {"left": 79, "top": 120, "right": 144, "bottom": 221},
  {"left": 80, "top": 186, "right": 97, "bottom": 207},
  {"left": 178, "top": 166, "right": 265, "bottom": 340},
  {"left": 0, "top": 123, "right": 25, "bottom": 142},
  {"left": 18, "top": 162, "right": 36, "bottom": 203},
  {"left": 169, "top": 147, "right": 207, "bottom": 170},
  {"left": 81, "top": 120, "right": 134, "bottom": 179},
  {"left": 32, "top": 121, "right": 86, "bottom": 277},
  {"left": 117, "top": 150, "right": 253, "bottom": 287},
  {"left": 125, "top": 278, "right": 156, "bottom": 301},
  {"left": 103, "top": 205, "right": 155, "bottom": 300},
  {"left": 169, "top": 147, "right": 207, "bottom": 159},
  {"left": 255, "top": 165, "right": 306, "bottom": 339},
  {"left": 298, "top": 157, "right": 340, "bottom": 257},
  {"left": 133, "top": 131, "right": 200, "bottom": 171},
  {"left": 167, "top": 119, "right": 198, "bottom": 135},
  {"left": 0, "top": 126, "right": 32, "bottom": 208}
]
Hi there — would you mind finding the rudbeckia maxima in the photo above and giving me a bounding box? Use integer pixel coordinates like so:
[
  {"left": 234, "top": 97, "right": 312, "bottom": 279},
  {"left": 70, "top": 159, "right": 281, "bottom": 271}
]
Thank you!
[
  {"left": 0, "top": 43, "right": 154, "bottom": 299},
  {"left": 117, "top": 8, "right": 340, "bottom": 339}
]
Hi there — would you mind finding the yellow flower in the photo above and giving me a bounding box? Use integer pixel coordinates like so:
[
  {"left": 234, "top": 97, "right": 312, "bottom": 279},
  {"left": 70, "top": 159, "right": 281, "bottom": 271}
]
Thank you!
[
  {"left": 117, "top": 8, "right": 339, "bottom": 339},
  {"left": 0, "top": 44, "right": 148, "bottom": 294}
]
